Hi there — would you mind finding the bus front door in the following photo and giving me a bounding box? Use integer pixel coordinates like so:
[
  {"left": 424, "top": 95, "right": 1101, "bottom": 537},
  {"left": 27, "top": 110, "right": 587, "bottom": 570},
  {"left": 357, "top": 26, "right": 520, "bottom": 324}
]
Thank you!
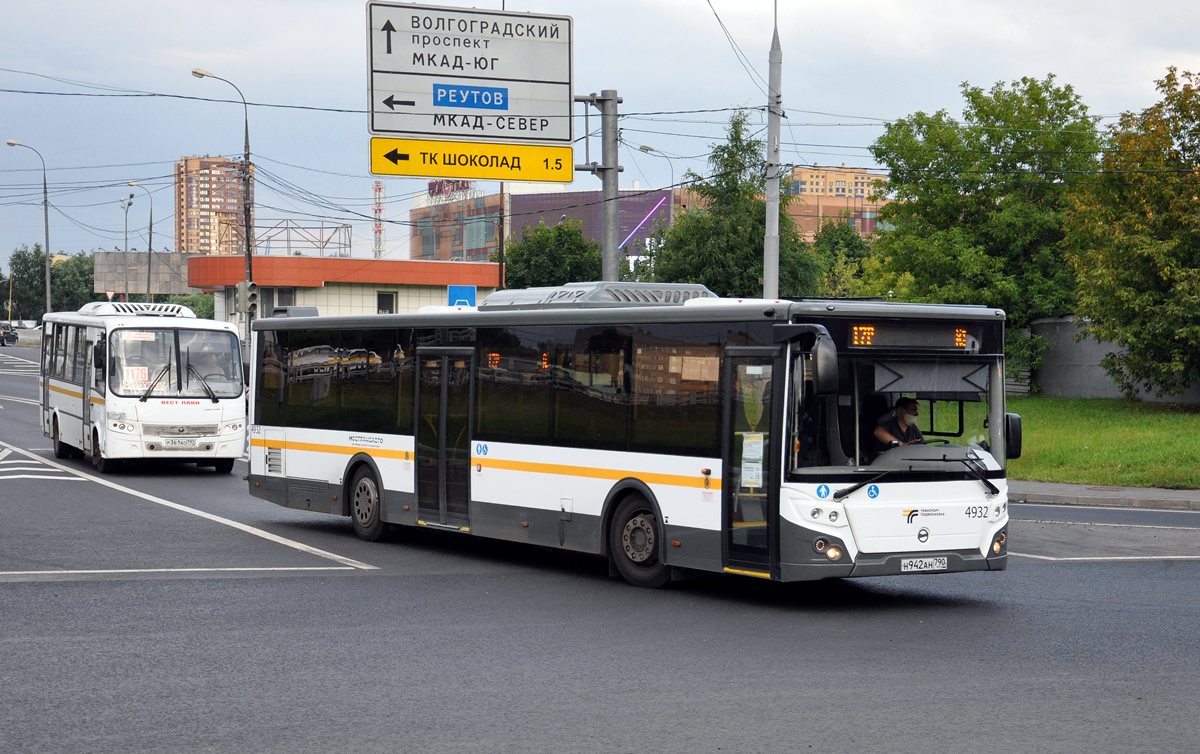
[
  {"left": 722, "top": 349, "right": 781, "bottom": 578},
  {"left": 415, "top": 349, "right": 473, "bottom": 530}
]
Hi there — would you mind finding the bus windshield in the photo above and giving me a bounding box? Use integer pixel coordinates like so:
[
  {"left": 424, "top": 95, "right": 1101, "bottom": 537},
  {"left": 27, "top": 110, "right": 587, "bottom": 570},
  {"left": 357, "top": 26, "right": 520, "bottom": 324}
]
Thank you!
[
  {"left": 791, "top": 355, "right": 1006, "bottom": 473},
  {"left": 110, "top": 328, "right": 242, "bottom": 399}
]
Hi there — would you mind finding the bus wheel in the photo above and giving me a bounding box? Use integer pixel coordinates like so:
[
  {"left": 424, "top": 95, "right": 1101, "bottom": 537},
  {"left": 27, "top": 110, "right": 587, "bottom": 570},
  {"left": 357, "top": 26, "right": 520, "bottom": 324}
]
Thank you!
[
  {"left": 213, "top": 459, "right": 235, "bottom": 474},
  {"left": 350, "top": 467, "right": 388, "bottom": 542},
  {"left": 52, "top": 417, "right": 72, "bottom": 459},
  {"left": 610, "top": 495, "right": 671, "bottom": 588},
  {"left": 92, "top": 433, "right": 119, "bottom": 474}
]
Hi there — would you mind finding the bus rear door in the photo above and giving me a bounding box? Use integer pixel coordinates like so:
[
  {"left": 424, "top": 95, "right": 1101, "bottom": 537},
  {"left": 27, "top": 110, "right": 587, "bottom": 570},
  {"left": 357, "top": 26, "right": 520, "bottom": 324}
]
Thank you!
[{"left": 415, "top": 348, "right": 473, "bottom": 530}]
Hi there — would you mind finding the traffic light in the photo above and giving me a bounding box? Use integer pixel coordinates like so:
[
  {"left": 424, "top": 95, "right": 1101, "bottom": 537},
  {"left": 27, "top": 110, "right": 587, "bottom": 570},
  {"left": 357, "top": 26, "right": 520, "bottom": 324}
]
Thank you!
[
  {"left": 244, "top": 282, "right": 258, "bottom": 317},
  {"left": 235, "top": 281, "right": 259, "bottom": 316}
]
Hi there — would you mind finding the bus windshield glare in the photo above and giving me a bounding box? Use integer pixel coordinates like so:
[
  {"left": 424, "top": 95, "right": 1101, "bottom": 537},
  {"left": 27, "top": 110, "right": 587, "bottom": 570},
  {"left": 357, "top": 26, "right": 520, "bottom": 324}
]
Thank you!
[{"left": 110, "top": 328, "right": 243, "bottom": 399}]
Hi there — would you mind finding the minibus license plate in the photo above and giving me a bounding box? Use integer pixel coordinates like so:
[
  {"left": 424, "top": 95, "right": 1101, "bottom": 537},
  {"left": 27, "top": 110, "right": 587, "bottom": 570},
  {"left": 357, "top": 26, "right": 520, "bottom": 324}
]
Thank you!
[
  {"left": 901, "top": 557, "right": 947, "bottom": 573},
  {"left": 164, "top": 438, "right": 197, "bottom": 448}
]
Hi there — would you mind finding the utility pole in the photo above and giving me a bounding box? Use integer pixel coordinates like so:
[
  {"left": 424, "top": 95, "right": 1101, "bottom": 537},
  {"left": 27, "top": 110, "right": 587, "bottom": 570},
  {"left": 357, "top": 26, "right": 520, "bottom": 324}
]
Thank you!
[
  {"left": 763, "top": 19, "right": 783, "bottom": 300},
  {"left": 129, "top": 182, "right": 153, "bottom": 302},
  {"left": 575, "top": 90, "right": 622, "bottom": 281}
]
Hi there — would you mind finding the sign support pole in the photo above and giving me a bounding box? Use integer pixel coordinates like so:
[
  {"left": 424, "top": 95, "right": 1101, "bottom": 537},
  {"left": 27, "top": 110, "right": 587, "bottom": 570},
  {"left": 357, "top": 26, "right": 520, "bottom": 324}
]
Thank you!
[{"left": 575, "top": 90, "right": 622, "bottom": 281}]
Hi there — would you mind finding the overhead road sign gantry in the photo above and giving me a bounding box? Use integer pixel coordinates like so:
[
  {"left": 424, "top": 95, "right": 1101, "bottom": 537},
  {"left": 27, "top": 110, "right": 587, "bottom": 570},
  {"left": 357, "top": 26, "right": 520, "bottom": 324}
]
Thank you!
[
  {"left": 370, "top": 137, "right": 573, "bottom": 182},
  {"left": 367, "top": 2, "right": 574, "bottom": 144}
]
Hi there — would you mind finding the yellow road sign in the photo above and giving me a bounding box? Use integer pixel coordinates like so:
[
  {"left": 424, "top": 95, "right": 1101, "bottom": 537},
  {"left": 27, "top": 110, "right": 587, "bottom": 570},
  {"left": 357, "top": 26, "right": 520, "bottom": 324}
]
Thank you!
[{"left": 370, "top": 138, "right": 573, "bottom": 182}]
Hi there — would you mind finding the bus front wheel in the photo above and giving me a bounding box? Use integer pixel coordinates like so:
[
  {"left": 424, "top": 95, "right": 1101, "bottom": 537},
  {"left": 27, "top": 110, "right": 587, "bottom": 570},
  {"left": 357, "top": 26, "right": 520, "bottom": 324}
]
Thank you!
[
  {"left": 349, "top": 467, "right": 388, "bottom": 542},
  {"left": 609, "top": 495, "right": 671, "bottom": 588},
  {"left": 92, "top": 432, "right": 119, "bottom": 474},
  {"left": 213, "top": 458, "right": 234, "bottom": 474}
]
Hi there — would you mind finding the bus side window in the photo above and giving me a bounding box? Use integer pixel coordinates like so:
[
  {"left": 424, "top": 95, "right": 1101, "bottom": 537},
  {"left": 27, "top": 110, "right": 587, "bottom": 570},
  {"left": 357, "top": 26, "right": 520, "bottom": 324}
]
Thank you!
[
  {"left": 54, "top": 325, "right": 70, "bottom": 380},
  {"left": 93, "top": 339, "right": 106, "bottom": 393},
  {"left": 72, "top": 327, "right": 86, "bottom": 384}
]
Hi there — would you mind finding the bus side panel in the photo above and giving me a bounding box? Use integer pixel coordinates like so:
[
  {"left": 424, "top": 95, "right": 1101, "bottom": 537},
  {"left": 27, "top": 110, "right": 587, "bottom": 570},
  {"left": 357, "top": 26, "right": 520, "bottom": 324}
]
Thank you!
[
  {"left": 46, "top": 378, "right": 87, "bottom": 450},
  {"left": 470, "top": 441, "right": 722, "bottom": 565},
  {"left": 249, "top": 426, "right": 416, "bottom": 517}
]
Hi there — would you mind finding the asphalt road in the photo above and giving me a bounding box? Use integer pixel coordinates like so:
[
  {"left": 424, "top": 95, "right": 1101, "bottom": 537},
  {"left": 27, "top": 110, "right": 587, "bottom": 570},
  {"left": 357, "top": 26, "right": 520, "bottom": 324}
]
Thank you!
[{"left": 2, "top": 345, "right": 1198, "bottom": 753}]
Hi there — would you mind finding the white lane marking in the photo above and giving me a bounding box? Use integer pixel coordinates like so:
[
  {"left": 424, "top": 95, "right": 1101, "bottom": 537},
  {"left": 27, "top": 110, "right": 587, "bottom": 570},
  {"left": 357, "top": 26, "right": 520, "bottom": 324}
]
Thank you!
[
  {"left": 0, "top": 393, "right": 39, "bottom": 405},
  {"left": 0, "top": 449, "right": 86, "bottom": 481},
  {"left": 1018, "top": 518, "right": 1200, "bottom": 532},
  {"left": 1, "top": 567, "right": 356, "bottom": 578},
  {"left": 1010, "top": 553, "right": 1200, "bottom": 562},
  {"left": 0, "top": 440, "right": 379, "bottom": 571}
]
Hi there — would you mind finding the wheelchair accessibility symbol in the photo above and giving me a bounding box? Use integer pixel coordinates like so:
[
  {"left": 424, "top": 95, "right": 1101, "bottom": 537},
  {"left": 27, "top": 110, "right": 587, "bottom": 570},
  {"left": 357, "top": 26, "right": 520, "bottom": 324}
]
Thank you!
[
  {"left": 867, "top": 484, "right": 880, "bottom": 499},
  {"left": 816, "top": 484, "right": 830, "bottom": 499}
]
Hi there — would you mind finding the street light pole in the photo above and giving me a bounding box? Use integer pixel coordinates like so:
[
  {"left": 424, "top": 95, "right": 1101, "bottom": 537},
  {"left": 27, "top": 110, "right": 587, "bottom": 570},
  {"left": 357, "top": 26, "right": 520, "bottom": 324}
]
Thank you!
[
  {"left": 6, "top": 140, "right": 52, "bottom": 314},
  {"left": 192, "top": 68, "right": 253, "bottom": 288},
  {"left": 638, "top": 144, "right": 676, "bottom": 223},
  {"left": 128, "top": 181, "right": 153, "bottom": 303},
  {"left": 119, "top": 194, "right": 134, "bottom": 302}
]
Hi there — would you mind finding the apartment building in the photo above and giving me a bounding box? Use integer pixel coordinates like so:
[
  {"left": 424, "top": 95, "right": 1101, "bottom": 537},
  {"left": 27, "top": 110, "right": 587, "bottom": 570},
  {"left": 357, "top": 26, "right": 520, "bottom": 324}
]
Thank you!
[{"left": 174, "top": 156, "right": 254, "bottom": 256}]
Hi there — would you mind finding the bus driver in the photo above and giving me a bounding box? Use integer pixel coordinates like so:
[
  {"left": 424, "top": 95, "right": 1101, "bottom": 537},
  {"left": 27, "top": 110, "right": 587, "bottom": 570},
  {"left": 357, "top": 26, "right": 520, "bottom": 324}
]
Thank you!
[{"left": 874, "top": 397, "right": 925, "bottom": 448}]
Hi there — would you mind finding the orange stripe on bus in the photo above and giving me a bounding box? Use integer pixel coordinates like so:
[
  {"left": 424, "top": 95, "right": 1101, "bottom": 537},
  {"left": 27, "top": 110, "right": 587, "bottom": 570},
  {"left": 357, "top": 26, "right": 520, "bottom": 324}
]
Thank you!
[
  {"left": 48, "top": 384, "right": 83, "bottom": 399},
  {"left": 472, "top": 457, "right": 722, "bottom": 491},
  {"left": 249, "top": 438, "right": 721, "bottom": 490},
  {"left": 250, "top": 437, "right": 410, "bottom": 460}
]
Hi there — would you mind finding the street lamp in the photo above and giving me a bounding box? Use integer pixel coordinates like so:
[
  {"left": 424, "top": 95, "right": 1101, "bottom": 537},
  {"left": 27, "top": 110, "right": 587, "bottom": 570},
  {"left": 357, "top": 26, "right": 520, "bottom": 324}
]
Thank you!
[
  {"left": 119, "top": 194, "right": 134, "bottom": 302},
  {"left": 638, "top": 144, "right": 676, "bottom": 223},
  {"left": 128, "top": 181, "right": 154, "bottom": 303},
  {"left": 6, "top": 140, "right": 52, "bottom": 314},
  {"left": 192, "top": 67, "right": 253, "bottom": 290}
]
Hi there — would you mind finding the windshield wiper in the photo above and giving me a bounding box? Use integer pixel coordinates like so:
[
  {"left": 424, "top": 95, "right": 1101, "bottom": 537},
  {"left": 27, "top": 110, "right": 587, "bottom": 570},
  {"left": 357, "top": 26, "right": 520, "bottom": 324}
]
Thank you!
[
  {"left": 139, "top": 365, "right": 172, "bottom": 402},
  {"left": 903, "top": 453, "right": 1000, "bottom": 496},
  {"left": 186, "top": 363, "right": 219, "bottom": 403},
  {"left": 834, "top": 469, "right": 900, "bottom": 500}
]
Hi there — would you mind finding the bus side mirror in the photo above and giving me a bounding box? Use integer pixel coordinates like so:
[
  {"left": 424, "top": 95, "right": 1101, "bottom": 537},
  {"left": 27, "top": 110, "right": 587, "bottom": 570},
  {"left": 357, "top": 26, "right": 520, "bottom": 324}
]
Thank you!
[
  {"left": 1005, "top": 413, "right": 1022, "bottom": 459},
  {"left": 812, "top": 335, "right": 839, "bottom": 396},
  {"left": 93, "top": 342, "right": 105, "bottom": 369}
]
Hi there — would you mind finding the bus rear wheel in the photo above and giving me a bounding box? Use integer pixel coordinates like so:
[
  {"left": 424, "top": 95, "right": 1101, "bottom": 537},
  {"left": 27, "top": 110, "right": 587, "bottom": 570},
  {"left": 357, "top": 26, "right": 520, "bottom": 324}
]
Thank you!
[
  {"left": 609, "top": 495, "right": 671, "bottom": 588},
  {"left": 52, "top": 417, "right": 73, "bottom": 459},
  {"left": 350, "top": 466, "right": 388, "bottom": 542}
]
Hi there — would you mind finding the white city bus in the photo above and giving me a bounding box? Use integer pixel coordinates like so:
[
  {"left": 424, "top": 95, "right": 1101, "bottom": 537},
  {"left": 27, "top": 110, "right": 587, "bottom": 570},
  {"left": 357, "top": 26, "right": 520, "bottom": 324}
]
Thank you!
[
  {"left": 247, "top": 283, "right": 1021, "bottom": 587},
  {"left": 41, "top": 302, "right": 246, "bottom": 473}
]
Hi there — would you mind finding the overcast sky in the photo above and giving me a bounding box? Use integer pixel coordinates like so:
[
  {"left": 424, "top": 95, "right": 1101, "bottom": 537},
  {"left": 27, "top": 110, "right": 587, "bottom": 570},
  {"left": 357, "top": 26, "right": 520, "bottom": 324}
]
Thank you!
[{"left": 3, "top": 0, "right": 1199, "bottom": 277}]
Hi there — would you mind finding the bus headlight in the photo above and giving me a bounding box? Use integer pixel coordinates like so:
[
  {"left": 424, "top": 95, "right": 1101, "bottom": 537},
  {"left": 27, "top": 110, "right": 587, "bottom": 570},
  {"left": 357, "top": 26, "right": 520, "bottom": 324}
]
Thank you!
[
  {"left": 111, "top": 421, "right": 137, "bottom": 434},
  {"left": 222, "top": 422, "right": 243, "bottom": 433}
]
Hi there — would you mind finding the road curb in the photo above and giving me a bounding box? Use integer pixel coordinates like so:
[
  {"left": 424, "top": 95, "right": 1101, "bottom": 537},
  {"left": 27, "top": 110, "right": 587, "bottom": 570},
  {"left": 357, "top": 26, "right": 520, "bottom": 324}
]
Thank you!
[{"left": 1009, "top": 482, "right": 1200, "bottom": 512}]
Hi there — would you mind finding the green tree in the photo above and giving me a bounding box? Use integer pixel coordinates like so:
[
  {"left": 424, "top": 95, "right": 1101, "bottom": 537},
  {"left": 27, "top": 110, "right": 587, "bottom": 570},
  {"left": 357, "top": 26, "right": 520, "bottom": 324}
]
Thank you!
[
  {"left": 812, "top": 215, "right": 872, "bottom": 296},
  {"left": 8, "top": 244, "right": 48, "bottom": 321},
  {"left": 496, "top": 219, "right": 601, "bottom": 289},
  {"left": 170, "top": 293, "right": 215, "bottom": 320},
  {"left": 1064, "top": 67, "right": 1200, "bottom": 397},
  {"left": 651, "top": 110, "right": 822, "bottom": 297},
  {"left": 54, "top": 253, "right": 103, "bottom": 313},
  {"left": 868, "top": 75, "right": 1102, "bottom": 370}
]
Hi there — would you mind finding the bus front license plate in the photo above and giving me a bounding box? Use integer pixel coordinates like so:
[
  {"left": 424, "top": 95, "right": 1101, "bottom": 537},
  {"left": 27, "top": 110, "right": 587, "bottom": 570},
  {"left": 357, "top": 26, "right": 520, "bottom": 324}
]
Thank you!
[
  {"left": 901, "top": 557, "right": 947, "bottom": 573},
  {"left": 164, "top": 439, "right": 197, "bottom": 448}
]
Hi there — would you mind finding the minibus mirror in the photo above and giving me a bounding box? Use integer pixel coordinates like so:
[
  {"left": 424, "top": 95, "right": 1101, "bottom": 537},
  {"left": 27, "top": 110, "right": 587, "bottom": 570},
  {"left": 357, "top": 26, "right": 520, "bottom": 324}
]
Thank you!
[
  {"left": 93, "top": 342, "right": 105, "bottom": 369},
  {"left": 812, "top": 334, "right": 838, "bottom": 396},
  {"left": 1005, "top": 413, "right": 1022, "bottom": 460}
]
